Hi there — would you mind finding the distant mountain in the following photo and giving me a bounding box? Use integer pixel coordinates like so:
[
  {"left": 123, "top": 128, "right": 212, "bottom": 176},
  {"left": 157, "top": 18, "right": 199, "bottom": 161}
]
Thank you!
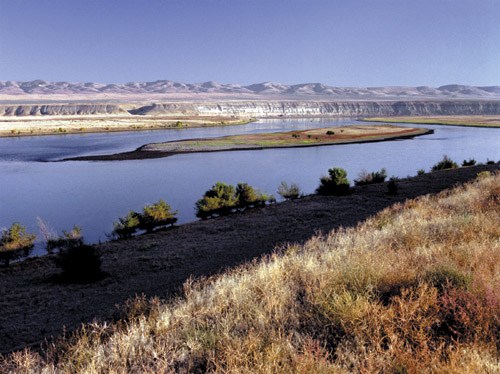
[{"left": 1, "top": 80, "right": 499, "bottom": 101}]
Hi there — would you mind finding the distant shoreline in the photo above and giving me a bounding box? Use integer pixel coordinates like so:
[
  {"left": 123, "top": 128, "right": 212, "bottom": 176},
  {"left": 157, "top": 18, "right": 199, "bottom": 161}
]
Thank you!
[{"left": 363, "top": 115, "right": 500, "bottom": 128}]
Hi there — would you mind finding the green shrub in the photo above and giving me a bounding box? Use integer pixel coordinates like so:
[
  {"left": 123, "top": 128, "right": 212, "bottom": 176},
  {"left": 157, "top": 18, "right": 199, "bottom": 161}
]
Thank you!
[
  {"left": 417, "top": 169, "right": 425, "bottom": 176},
  {"left": 277, "top": 181, "right": 301, "bottom": 200},
  {"left": 112, "top": 211, "right": 141, "bottom": 239},
  {"left": 196, "top": 182, "right": 238, "bottom": 219},
  {"left": 316, "top": 167, "right": 350, "bottom": 196},
  {"left": 486, "top": 159, "right": 496, "bottom": 165},
  {"left": 0, "top": 223, "right": 36, "bottom": 266},
  {"left": 55, "top": 244, "right": 103, "bottom": 283},
  {"left": 46, "top": 226, "right": 83, "bottom": 252},
  {"left": 431, "top": 155, "right": 458, "bottom": 171},
  {"left": 462, "top": 158, "right": 476, "bottom": 167},
  {"left": 139, "top": 199, "right": 178, "bottom": 233},
  {"left": 196, "top": 182, "right": 273, "bottom": 218},
  {"left": 236, "top": 183, "right": 271, "bottom": 208},
  {"left": 354, "top": 168, "right": 387, "bottom": 186}
]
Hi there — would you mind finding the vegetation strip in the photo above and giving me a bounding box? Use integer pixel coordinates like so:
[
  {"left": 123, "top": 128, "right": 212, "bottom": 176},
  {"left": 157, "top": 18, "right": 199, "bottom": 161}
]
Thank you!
[
  {"left": 363, "top": 115, "right": 500, "bottom": 128},
  {"left": 65, "top": 124, "right": 431, "bottom": 161}
]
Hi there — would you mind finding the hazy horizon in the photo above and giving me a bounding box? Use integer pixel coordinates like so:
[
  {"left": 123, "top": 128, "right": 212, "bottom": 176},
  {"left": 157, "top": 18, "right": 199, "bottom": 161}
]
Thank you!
[{"left": 0, "top": 0, "right": 499, "bottom": 86}]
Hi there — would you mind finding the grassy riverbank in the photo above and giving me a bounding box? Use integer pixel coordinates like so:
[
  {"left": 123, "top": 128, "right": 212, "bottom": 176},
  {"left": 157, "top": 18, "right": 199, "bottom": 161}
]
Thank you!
[
  {"left": 363, "top": 115, "right": 500, "bottom": 128},
  {"left": 0, "top": 164, "right": 498, "bottom": 372},
  {"left": 0, "top": 115, "right": 254, "bottom": 137}
]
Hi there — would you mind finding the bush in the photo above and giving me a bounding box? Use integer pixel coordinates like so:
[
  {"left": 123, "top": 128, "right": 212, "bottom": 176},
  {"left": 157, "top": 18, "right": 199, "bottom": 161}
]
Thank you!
[
  {"left": 196, "top": 182, "right": 238, "bottom": 219},
  {"left": 387, "top": 177, "right": 399, "bottom": 195},
  {"left": 236, "top": 183, "right": 271, "bottom": 208},
  {"left": 196, "top": 182, "right": 273, "bottom": 218},
  {"left": 462, "top": 158, "right": 476, "bottom": 167},
  {"left": 316, "top": 167, "right": 350, "bottom": 196},
  {"left": 112, "top": 211, "right": 141, "bottom": 239},
  {"left": 55, "top": 244, "right": 103, "bottom": 283},
  {"left": 139, "top": 199, "right": 178, "bottom": 233},
  {"left": 354, "top": 168, "right": 387, "bottom": 186},
  {"left": 46, "top": 226, "right": 83, "bottom": 253},
  {"left": 431, "top": 155, "right": 458, "bottom": 171},
  {"left": 277, "top": 181, "right": 302, "bottom": 200},
  {"left": 417, "top": 169, "right": 425, "bottom": 176},
  {"left": 0, "top": 223, "right": 36, "bottom": 266},
  {"left": 326, "top": 130, "right": 335, "bottom": 135}
]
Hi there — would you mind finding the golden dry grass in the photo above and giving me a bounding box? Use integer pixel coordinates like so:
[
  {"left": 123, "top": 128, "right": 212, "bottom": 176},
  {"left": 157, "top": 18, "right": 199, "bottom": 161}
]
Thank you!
[{"left": 1, "top": 172, "right": 499, "bottom": 373}]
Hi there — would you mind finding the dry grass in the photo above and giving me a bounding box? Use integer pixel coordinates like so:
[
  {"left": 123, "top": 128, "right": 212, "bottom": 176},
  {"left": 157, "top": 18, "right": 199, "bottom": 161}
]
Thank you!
[{"left": 1, "top": 173, "right": 499, "bottom": 373}]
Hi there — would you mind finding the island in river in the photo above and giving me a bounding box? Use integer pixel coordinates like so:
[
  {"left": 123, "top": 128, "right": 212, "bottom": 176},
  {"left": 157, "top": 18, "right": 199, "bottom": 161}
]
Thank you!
[{"left": 67, "top": 124, "right": 432, "bottom": 161}]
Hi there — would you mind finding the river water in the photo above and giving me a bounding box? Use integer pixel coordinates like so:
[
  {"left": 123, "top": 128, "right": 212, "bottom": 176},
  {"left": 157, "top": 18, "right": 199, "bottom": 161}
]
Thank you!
[{"left": 0, "top": 118, "right": 498, "bottom": 256}]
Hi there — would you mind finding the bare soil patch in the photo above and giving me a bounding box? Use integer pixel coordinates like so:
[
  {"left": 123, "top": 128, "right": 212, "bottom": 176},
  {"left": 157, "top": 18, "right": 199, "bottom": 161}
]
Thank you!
[{"left": 0, "top": 164, "right": 497, "bottom": 354}]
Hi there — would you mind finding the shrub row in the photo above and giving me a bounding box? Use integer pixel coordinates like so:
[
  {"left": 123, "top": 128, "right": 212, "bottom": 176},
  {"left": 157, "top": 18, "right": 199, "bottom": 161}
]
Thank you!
[
  {"left": 196, "top": 182, "right": 275, "bottom": 219},
  {"left": 113, "top": 199, "right": 178, "bottom": 239}
]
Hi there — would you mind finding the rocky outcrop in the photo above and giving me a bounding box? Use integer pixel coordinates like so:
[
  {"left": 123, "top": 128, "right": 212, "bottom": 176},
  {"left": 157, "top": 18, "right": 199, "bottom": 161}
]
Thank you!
[
  {"left": 2, "top": 100, "right": 500, "bottom": 118},
  {"left": 0, "top": 104, "right": 126, "bottom": 116}
]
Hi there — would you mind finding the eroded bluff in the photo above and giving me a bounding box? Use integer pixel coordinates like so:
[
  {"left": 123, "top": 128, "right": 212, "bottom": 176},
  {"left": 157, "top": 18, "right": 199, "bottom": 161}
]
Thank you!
[{"left": 2, "top": 100, "right": 500, "bottom": 117}]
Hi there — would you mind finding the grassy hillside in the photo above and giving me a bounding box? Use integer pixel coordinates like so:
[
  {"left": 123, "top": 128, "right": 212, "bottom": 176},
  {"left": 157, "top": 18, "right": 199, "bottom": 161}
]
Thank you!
[{"left": 2, "top": 172, "right": 499, "bottom": 373}]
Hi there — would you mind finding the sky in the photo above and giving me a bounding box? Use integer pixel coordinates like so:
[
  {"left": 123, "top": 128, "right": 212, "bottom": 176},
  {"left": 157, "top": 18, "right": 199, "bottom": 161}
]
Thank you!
[{"left": 0, "top": 0, "right": 499, "bottom": 87}]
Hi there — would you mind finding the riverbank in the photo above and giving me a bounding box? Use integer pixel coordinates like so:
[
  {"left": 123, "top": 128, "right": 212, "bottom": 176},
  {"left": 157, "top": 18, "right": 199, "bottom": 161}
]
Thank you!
[
  {"left": 65, "top": 124, "right": 431, "bottom": 161},
  {"left": 0, "top": 163, "right": 497, "bottom": 354},
  {"left": 0, "top": 115, "right": 254, "bottom": 137},
  {"left": 363, "top": 115, "right": 500, "bottom": 128}
]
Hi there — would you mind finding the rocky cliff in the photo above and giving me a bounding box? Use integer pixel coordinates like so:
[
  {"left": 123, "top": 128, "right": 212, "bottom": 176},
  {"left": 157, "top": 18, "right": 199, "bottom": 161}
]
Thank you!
[
  {"left": 2, "top": 100, "right": 500, "bottom": 118},
  {"left": 0, "top": 104, "right": 126, "bottom": 116}
]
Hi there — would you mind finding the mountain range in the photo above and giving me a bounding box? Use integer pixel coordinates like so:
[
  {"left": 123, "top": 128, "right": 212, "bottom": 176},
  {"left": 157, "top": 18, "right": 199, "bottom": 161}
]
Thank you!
[{"left": 1, "top": 80, "right": 500, "bottom": 101}]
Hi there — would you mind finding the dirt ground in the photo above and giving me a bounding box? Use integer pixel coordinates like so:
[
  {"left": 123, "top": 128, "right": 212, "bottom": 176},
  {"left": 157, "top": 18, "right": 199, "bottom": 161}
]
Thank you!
[{"left": 0, "top": 164, "right": 498, "bottom": 354}]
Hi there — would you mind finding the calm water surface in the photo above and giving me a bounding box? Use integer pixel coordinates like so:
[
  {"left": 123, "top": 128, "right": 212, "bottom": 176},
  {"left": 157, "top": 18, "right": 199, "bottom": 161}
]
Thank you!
[{"left": 0, "top": 118, "right": 498, "bottom": 256}]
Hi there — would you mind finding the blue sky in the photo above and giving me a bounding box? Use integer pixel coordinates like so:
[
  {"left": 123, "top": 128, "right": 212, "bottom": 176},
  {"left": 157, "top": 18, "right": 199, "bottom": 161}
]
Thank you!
[{"left": 0, "top": 0, "right": 499, "bottom": 86}]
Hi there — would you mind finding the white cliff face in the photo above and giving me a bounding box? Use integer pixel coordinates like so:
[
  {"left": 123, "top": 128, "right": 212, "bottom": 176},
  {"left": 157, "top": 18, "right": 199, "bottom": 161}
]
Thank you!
[
  {"left": 128, "top": 101, "right": 500, "bottom": 117},
  {"left": 2, "top": 100, "right": 500, "bottom": 117}
]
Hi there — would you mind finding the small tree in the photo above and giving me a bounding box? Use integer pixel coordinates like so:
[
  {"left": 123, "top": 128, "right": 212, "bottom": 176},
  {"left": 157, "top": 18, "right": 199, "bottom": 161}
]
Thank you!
[
  {"left": 196, "top": 182, "right": 238, "bottom": 218},
  {"left": 277, "top": 181, "right": 301, "bottom": 200},
  {"left": 431, "top": 155, "right": 458, "bottom": 171},
  {"left": 0, "top": 223, "right": 36, "bottom": 266},
  {"left": 462, "top": 158, "right": 476, "bottom": 167},
  {"left": 112, "top": 211, "right": 141, "bottom": 239},
  {"left": 236, "top": 183, "right": 272, "bottom": 208},
  {"left": 139, "top": 200, "right": 178, "bottom": 233},
  {"left": 46, "top": 226, "right": 83, "bottom": 252},
  {"left": 316, "top": 167, "right": 350, "bottom": 196}
]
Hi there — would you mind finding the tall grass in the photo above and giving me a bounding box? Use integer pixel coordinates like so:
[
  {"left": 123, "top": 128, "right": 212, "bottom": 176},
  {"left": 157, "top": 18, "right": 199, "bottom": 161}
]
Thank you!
[{"left": 2, "top": 173, "right": 499, "bottom": 373}]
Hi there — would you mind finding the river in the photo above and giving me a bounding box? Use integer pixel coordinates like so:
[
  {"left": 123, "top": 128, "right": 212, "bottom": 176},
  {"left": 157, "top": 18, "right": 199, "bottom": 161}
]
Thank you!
[{"left": 0, "top": 118, "right": 498, "bottom": 256}]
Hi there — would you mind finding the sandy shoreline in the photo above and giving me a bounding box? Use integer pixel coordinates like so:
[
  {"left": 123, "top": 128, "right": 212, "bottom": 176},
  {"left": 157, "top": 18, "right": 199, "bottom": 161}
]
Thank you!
[{"left": 0, "top": 163, "right": 497, "bottom": 354}]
